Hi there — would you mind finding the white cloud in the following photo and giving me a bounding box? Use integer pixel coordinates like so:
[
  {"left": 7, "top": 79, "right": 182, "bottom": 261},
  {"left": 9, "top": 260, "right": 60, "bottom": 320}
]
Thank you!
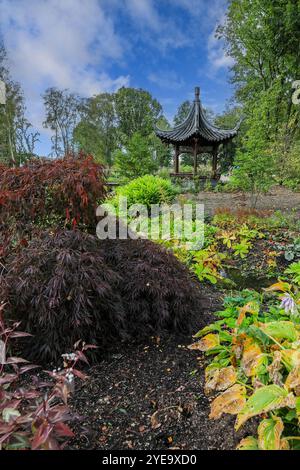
[
  {"left": 0, "top": 0, "right": 130, "bottom": 131},
  {"left": 123, "top": 0, "right": 190, "bottom": 50},
  {"left": 206, "top": 12, "right": 235, "bottom": 74}
]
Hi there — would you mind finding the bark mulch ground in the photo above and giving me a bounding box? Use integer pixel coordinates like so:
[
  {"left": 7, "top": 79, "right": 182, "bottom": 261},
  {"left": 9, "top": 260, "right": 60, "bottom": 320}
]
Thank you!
[{"left": 68, "top": 287, "right": 256, "bottom": 450}]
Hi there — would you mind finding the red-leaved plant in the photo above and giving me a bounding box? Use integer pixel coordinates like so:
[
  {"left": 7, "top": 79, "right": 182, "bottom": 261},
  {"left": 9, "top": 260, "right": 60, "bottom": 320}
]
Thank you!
[
  {"left": 0, "top": 303, "right": 96, "bottom": 450},
  {"left": 0, "top": 153, "right": 106, "bottom": 260}
]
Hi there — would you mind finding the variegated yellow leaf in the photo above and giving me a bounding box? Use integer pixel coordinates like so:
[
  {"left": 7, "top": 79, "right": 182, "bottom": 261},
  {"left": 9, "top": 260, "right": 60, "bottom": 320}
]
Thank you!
[
  {"left": 267, "top": 351, "right": 283, "bottom": 386},
  {"left": 280, "top": 438, "right": 290, "bottom": 450},
  {"left": 209, "top": 384, "right": 246, "bottom": 420},
  {"left": 205, "top": 366, "right": 237, "bottom": 395},
  {"left": 282, "top": 349, "right": 300, "bottom": 371},
  {"left": 235, "top": 385, "right": 295, "bottom": 431},
  {"left": 258, "top": 416, "right": 284, "bottom": 450},
  {"left": 285, "top": 365, "right": 300, "bottom": 396},
  {"left": 237, "top": 436, "right": 259, "bottom": 450},
  {"left": 264, "top": 281, "right": 291, "bottom": 293},
  {"left": 188, "top": 333, "right": 219, "bottom": 352},
  {"left": 241, "top": 339, "right": 265, "bottom": 377},
  {"left": 237, "top": 302, "right": 259, "bottom": 326}
]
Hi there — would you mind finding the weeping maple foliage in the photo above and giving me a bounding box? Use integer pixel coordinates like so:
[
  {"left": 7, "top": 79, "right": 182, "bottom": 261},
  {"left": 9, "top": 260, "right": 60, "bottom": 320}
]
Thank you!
[
  {"left": 0, "top": 154, "right": 106, "bottom": 259},
  {"left": 1, "top": 230, "right": 205, "bottom": 363}
]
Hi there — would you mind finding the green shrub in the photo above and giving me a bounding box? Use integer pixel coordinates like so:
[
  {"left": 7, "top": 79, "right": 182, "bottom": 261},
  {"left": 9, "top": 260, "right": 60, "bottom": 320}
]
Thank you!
[{"left": 112, "top": 174, "right": 176, "bottom": 210}]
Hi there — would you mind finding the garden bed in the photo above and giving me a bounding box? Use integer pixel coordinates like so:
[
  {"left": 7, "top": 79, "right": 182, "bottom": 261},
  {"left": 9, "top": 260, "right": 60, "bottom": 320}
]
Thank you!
[{"left": 66, "top": 286, "right": 256, "bottom": 450}]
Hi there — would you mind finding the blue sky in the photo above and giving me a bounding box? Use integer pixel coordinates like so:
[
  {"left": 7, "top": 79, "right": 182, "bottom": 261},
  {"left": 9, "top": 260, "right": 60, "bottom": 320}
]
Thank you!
[{"left": 0, "top": 0, "right": 234, "bottom": 156}]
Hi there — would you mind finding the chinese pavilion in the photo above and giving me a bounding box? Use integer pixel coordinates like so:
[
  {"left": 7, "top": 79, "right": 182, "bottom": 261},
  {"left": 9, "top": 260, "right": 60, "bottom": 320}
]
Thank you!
[{"left": 155, "top": 87, "right": 240, "bottom": 179}]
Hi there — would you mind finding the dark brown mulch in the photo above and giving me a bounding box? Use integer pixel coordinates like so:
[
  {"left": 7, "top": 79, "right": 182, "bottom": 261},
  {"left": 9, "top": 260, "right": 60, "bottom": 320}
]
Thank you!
[{"left": 67, "top": 287, "right": 256, "bottom": 450}]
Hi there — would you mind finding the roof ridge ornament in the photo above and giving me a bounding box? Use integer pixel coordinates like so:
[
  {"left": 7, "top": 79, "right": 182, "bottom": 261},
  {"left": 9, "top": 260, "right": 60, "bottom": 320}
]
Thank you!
[{"left": 194, "top": 86, "right": 200, "bottom": 102}]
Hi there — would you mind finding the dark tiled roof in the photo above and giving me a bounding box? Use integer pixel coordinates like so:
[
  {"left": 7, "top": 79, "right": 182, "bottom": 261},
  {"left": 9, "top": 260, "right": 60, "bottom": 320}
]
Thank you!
[{"left": 155, "top": 87, "right": 240, "bottom": 144}]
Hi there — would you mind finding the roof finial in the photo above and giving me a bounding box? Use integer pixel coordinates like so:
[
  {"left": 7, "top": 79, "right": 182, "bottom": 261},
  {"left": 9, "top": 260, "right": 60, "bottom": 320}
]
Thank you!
[{"left": 195, "top": 86, "right": 200, "bottom": 101}]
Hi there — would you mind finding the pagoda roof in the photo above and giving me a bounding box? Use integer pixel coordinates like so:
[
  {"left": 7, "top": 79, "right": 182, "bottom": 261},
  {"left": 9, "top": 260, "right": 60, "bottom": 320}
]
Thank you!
[{"left": 155, "top": 87, "right": 240, "bottom": 145}]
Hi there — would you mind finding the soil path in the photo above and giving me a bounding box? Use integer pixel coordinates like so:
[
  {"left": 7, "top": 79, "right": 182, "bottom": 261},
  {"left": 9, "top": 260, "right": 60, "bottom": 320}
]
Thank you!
[
  {"left": 69, "top": 288, "right": 255, "bottom": 450},
  {"left": 191, "top": 186, "right": 300, "bottom": 216}
]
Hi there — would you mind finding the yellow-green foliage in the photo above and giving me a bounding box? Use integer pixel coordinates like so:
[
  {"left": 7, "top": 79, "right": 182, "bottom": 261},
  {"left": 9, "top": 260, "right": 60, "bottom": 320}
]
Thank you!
[{"left": 189, "top": 271, "right": 300, "bottom": 450}]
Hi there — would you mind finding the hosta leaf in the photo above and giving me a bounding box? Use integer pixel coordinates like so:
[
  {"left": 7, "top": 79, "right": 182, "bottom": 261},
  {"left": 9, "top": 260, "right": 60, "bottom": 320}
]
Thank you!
[
  {"left": 209, "top": 384, "right": 246, "bottom": 420},
  {"left": 285, "top": 366, "right": 300, "bottom": 395},
  {"left": 241, "top": 339, "right": 266, "bottom": 377},
  {"left": 204, "top": 366, "right": 237, "bottom": 395},
  {"left": 267, "top": 351, "right": 283, "bottom": 386},
  {"left": 235, "top": 385, "right": 293, "bottom": 430},
  {"left": 237, "top": 436, "right": 259, "bottom": 450},
  {"left": 280, "top": 438, "right": 290, "bottom": 450},
  {"left": 264, "top": 281, "right": 291, "bottom": 293},
  {"left": 193, "top": 323, "right": 221, "bottom": 338},
  {"left": 282, "top": 349, "right": 300, "bottom": 371},
  {"left": 259, "top": 321, "right": 298, "bottom": 342},
  {"left": 188, "top": 333, "right": 219, "bottom": 352},
  {"left": 237, "top": 302, "right": 259, "bottom": 326},
  {"left": 257, "top": 416, "right": 284, "bottom": 450},
  {"left": 296, "top": 396, "right": 300, "bottom": 424}
]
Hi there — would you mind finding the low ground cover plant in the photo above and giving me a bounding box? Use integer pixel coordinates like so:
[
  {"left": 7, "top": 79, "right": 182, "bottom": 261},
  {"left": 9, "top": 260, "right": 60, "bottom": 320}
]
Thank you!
[{"left": 188, "top": 264, "right": 300, "bottom": 450}]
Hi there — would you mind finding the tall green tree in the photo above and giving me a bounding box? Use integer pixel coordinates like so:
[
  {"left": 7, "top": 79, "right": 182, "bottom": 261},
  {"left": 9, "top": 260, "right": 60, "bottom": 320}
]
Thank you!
[
  {"left": 218, "top": 0, "right": 300, "bottom": 181},
  {"left": 74, "top": 93, "right": 116, "bottom": 165},
  {"left": 115, "top": 87, "right": 162, "bottom": 142}
]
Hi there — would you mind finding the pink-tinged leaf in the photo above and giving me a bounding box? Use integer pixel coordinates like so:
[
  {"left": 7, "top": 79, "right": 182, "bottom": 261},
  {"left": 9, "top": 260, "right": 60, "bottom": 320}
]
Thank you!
[
  {"left": 5, "top": 357, "right": 29, "bottom": 364},
  {"left": 19, "top": 364, "right": 40, "bottom": 374},
  {"left": 9, "top": 331, "right": 33, "bottom": 338},
  {"left": 46, "top": 436, "right": 61, "bottom": 450},
  {"left": 82, "top": 344, "right": 98, "bottom": 351},
  {"left": 72, "top": 368, "right": 88, "bottom": 380},
  {"left": 75, "top": 350, "right": 89, "bottom": 365},
  {"left": 31, "top": 422, "right": 54, "bottom": 450},
  {"left": 3, "top": 399, "right": 21, "bottom": 410},
  {"left": 0, "top": 423, "right": 15, "bottom": 434},
  {"left": 0, "top": 374, "right": 18, "bottom": 385},
  {"left": 54, "top": 422, "right": 74, "bottom": 437},
  {"left": 20, "top": 390, "right": 41, "bottom": 399},
  {"left": 0, "top": 431, "right": 14, "bottom": 444}
]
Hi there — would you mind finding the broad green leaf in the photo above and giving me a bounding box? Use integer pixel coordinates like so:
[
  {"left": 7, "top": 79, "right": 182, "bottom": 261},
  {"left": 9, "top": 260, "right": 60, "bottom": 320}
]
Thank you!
[
  {"left": 188, "top": 333, "right": 219, "bottom": 352},
  {"left": 235, "top": 385, "right": 293, "bottom": 430},
  {"left": 193, "top": 322, "right": 222, "bottom": 338},
  {"left": 209, "top": 384, "right": 246, "bottom": 420},
  {"left": 259, "top": 321, "right": 298, "bottom": 342},
  {"left": 257, "top": 416, "right": 284, "bottom": 450},
  {"left": 237, "top": 436, "right": 259, "bottom": 450}
]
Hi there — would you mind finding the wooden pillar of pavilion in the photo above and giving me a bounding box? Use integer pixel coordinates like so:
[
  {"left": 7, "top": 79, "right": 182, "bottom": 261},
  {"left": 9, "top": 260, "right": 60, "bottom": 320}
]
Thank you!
[
  {"left": 212, "top": 146, "right": 218, "bottom": 180},
  {"left": 174, "top": 144, "right": 179, "bottom": 174},
  {"left": 193, "top": 138, "right": 198, "bottom": 176}
]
